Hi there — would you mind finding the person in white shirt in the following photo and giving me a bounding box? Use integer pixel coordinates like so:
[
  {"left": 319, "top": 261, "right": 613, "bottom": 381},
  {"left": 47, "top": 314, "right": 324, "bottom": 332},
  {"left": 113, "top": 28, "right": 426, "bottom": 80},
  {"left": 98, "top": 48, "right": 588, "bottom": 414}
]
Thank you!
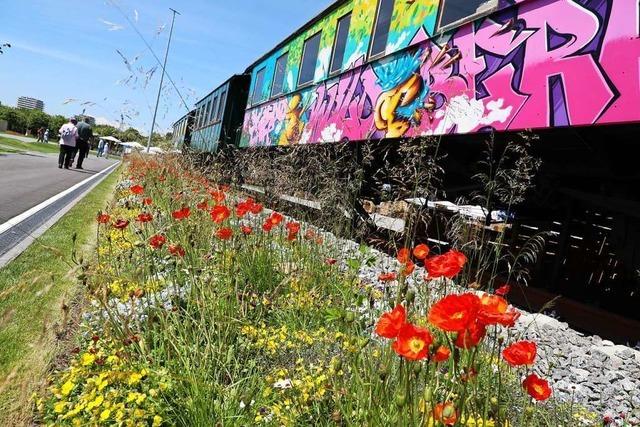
[{"left": 58, "top": 118, "right": 78, "bottom": 169}]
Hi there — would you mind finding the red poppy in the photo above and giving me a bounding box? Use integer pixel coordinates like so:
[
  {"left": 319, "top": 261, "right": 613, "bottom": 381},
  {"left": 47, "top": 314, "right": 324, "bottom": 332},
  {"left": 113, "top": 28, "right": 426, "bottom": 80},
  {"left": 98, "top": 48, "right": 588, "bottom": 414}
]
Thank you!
[
  {"left": 401, "top": 260, "right": 415, "bottom": 276},
  {"left": 137, "top": 213, "right": 153, "bottom": 223},
  {"left": 97, "top": 213, "right": 110, "bottom": 224},
  {"left": 196, "top": 200, "right": 209, "bottom": 211},
  {"left": 286, "top": 232, "right": 297, "bottom": 241},
  {"left": 378, "top": 272, "right": 397, "bottom": 282},
  {"left": 130, "top": 184, "right": 144, "bottom": 195},
  {"left": 375, "top": 305, "right": 406, "bottom": 339},
  {"left": 502, "top": 341, "right": 537, "bottom": 367},
  {"left": 428, "top": 293, "right": 480, "bottom": 332},
  {"left": 216, "top": 227, "right": 233, "bottom": 240},
  {"left": 285, "top": 222, "right": 300, "bottom": 234},
  {"left": 304, "top": 229, "right": 316, "bottom": 240},
  {"left": 433, "top": 402, "right": 458, "bottom": 426},
  {"left": 413, "top": 244, "right": 430, "bottom": 260},
  {"left": 477, "top": 293, "right": 520, "bottom": 327},
  {"left": 210, "top": 205, "right": 231, "bottom": 224},
  {"left": 149, "top": 234, "right": 166, "bottom": 249},
  {"left": 209, "top": 189, "right": 226, "bottom": 203},
  {"left": 315, "top": 236, "right": 324, "bottom": 245},
  {"left": 396, "top": 248, "right": 410, "bottom": 264},
  {"left": 425, "top": 250, "right": 467, "bottom": 279},
  {"left": 143, "top": 197, "right": 153, "bottom": 206},
  {"left": 262, "top": 222, "right": 274, "bottom": 233},
  {"left": 325, "top": 258, "right": 337, "bottom": 266},
  {"left": 391, "top": 323, "right": 433, "bottom": 361},
  {"left": 267, "top": 212, "right": 284, "bottom": 226},
  {"left": 241, "top": 225, "right": 253, "bottom": 235},
  {"left": 168, "top": 244, "right": 186, "bottom": 257},
  {"left": 432, "top": 345, "right": 451, "bottom": 362},
  {"left": 112, "top": 219, "right": 130, "bottom": 230},
  {"left": 522, "top": 374, "right": 552, "bottom": 401},
  {"left": 172, "top": 206, "right": 191, "bottom": 220},
  {"left": 235, "top": 202, "right": 250, "bottom": 218},
  {"left": 454, "top": 321, "right": 486, "bottom": 349},
  {"left": 249, "top": 202, "right": 263, "bottom": 215},
  {"left": 495, "top": 284, "right": 511, "bottom": 297}
]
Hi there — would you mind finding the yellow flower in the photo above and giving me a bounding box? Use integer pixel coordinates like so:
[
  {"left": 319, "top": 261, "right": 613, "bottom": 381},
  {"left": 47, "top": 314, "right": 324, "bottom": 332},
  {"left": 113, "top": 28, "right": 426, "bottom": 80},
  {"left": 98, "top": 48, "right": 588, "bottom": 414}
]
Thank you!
[
  {"left": 128, "top": 372, "right": 143, "bottom": 386},
  {"left": 61, "top": 380, "right": 75, "bottom": 396},
  {"left": 81, "top": 352, "right": 96, "bottom": 366},
  {"left": 54, "top": 401, "right": 66, "bottom": 414},
  {"left": 100, "top": 409, "right": 111, "bottom": 421},
  {"left": 152, "top": 415, "right": 163, "bottom": 426}
]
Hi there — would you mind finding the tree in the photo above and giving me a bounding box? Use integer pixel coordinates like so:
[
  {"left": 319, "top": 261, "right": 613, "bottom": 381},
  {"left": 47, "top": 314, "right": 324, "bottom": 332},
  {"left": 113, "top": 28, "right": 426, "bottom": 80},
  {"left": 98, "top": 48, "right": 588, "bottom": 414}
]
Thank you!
[
  {"left": 27, "top": 110, "right": 50, "bottom": 131},
  {"left": 48, "top": 115, "right": 67, "bottom": 135},
  {"left": 94, "top": 124, "right": 119, "bottom": 138},
  {"left": 119, "top": 127, "right": 143, "bottom": 143}
]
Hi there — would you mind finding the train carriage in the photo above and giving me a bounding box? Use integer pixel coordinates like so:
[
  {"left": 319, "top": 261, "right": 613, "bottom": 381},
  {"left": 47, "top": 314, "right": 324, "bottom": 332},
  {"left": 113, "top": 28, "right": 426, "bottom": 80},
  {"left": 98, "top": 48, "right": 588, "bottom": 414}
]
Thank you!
[{"left": 176, "top": 0, "right": 640, "bottom": 341}]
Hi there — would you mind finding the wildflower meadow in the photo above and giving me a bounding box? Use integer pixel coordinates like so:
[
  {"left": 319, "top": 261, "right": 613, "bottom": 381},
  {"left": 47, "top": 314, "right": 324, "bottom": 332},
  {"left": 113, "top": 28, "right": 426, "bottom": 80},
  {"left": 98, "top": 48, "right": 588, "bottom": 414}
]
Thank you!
[{"left": 33, "top": 154, "right": 592, "bottom": 426}]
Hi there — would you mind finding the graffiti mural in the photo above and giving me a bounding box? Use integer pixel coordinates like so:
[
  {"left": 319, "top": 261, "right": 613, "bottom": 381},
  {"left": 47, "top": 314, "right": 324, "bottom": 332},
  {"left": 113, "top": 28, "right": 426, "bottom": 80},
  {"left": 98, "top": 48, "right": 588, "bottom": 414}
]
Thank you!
[{"left": 240, "top": 0, "right": 640, "bottom": 147}]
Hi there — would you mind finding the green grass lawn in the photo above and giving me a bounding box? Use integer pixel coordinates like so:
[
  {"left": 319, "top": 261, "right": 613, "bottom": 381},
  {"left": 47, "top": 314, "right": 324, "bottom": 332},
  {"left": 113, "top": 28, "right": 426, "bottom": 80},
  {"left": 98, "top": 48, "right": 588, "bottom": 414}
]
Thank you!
[
  {"left": 0, "top": 165, "right": 121, "bottom": 425},
  {"left": 0, "top": 136, "right": 60, "bottom": 155}
]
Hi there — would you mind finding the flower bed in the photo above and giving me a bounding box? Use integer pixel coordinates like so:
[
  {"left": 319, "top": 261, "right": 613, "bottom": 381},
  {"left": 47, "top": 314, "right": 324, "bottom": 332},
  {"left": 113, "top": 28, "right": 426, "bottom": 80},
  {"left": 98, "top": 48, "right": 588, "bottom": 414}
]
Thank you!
[{"left": 34, "top": 156, "right": 629, "bottom": 426}]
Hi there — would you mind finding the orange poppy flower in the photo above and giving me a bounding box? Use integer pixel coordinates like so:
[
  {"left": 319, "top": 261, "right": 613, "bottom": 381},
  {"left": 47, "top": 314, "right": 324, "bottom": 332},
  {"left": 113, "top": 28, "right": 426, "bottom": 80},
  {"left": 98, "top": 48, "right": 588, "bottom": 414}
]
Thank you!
[
  {"left": 268, "top": 212, "right": 284, "bottom": 226},
  {"left": 285, "top": 222, "right": 301, "bottom": 234},
  {"left": 325, "top": 258, "right": 337, "bottom": 265},
  {"left": 209, "top": 189, "right": 226, "bottom": 203},
  {"left": 130, "top": 184, "right": 144, "bottom": 195},
  {"left": 262, "top": 222, "right": 274, "bottom": 233},
  {"left": 502, "top": 341, "right": 537, "bottom": 367},
  {"left": 477, "top": 293, "right": 520, "bottom": 327},
  {"left": 216, "top": 227, "right": 233, "bottom": 240},
  {"left": 143, "top": 197, "right": 153, "bottom": 206},
  {"left": 112, "top": 219, "right": 130, "bottom": 230},
  {"left": 401, "top": 260, "right": 415, "bottom": 276},
  {"left": 304, "top": 229, "right": 316, "bottom": 240},
  {"left": 172, "top": 206, "right": 191, "bottom": 220},
  {"left": 149, "top": 234, "right": 166, "bottom": 249},
  {"left": 433, "top": 402, "right": 458, "bottom": 426},
  {"left": 432, "top": 345, "right": 451, "bottom": 362},
  {"left": 378, "top": 272, "right": 397, "bottom": 282},
  {"left": 522, "top": 374, "right": 552, "bottom": 401},
  {"left": 249, "top": 202, "right": 263, "bottom": 215},
  {"left": 454, "top": 321, "right": 486, "bottom": 349},
  {"left": 137, "top": 213, "right": 153, "bottom": 223},
  {"left": 196, "top": 200, "right": 209, "bottom": 211},
  {"left": 413, "top": 244, "right": 430, "bottom": 260},
  {"left": 391, "top": 323, "right": 433, "bottom": 361},
  {"left": 241, "top": 226, "right": 253, "bottom": 235},
  {"left": 97, "top": 213, "right": 110, "bottom": 224},
  {"left": 210, "top": 205, "right": 231, "bottom": 223},
  {"left": 235, "top": 202, "right": 250, "bottom": 218},
  {"left": 425, "top": 250, "right": 467, "bottom": 279},
  {"left": 397, "top": 248, "right": 410, "bottom": 264},
  {"left": 168, "top": 244, "right": 186, "bottom": 257},
  {"left": 375, "top": 305, "right": 406, "bottom": 339},
  {"left": 428, "top": 293, "right": 480, "bottom": 332}
]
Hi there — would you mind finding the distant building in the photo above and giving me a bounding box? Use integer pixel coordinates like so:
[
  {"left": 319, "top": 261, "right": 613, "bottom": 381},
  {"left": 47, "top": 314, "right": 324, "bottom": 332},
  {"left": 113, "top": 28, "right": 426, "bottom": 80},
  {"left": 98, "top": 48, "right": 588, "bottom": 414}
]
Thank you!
[
  {"left": 16, "top": 96, "right": 44, "bottom": 111},
  {"left": 76, "top": 114, "right": 96, "bottom": 126}
]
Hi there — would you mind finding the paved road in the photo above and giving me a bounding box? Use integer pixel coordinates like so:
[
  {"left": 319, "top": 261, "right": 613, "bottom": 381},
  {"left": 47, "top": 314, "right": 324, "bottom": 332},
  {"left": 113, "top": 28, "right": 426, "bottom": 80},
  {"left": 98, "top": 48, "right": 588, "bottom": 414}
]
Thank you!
[{"left": 0, "top": 151, "right": 118, "bottom": 222}]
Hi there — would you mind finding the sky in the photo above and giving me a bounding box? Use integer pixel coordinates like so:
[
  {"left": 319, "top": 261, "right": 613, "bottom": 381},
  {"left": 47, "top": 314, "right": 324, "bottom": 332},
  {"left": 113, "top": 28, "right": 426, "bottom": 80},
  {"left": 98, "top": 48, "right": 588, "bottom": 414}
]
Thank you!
[{"left": 0, "top": 0, "right": 334, "bottom": 134}]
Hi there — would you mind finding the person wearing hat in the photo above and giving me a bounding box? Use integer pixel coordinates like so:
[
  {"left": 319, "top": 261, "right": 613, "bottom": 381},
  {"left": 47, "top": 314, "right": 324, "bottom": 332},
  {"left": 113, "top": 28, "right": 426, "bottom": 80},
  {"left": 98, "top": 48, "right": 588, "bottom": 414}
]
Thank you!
[{"left": 58, "top": 118, "right": 78, "bottom": 169}]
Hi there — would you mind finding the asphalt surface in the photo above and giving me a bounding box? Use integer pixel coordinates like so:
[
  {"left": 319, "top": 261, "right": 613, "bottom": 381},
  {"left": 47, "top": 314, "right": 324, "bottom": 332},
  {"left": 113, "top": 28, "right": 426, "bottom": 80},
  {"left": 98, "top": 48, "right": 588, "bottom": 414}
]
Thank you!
[{"left": 0, "top": 151, "right": 117, "bottom": 222}]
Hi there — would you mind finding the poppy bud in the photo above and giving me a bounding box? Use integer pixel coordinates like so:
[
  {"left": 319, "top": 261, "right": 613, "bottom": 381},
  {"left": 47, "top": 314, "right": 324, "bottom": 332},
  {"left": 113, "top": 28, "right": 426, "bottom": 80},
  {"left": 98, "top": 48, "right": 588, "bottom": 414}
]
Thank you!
[
  {"left": 395, "top": 393, "right": 406, "bottom": 407},
  {"left": 134, "top": 240, "right": 144, "bottom": 248},
  {"left": 406, "top": 290, "right": 416, "bottom": 304},
  {"left": 345, "top": 311, "right": 355, "bottom": 323},
  {"left": 413, "top": 363, "right": 422, "bottom": 375},
  {"left": 423, "top": 387, "right": 432, "bottom": 402},
  {"left": 490, "top": 397, "right": 498, "bottom": 408},
  {"left": 442, "top": 405, "right": 456, "bottom": 419}
]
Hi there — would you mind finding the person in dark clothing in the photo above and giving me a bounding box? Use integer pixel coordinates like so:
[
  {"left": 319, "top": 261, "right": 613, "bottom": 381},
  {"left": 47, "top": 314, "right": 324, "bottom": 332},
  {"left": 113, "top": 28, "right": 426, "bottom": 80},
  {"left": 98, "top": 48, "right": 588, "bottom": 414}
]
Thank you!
[{"left": 75, "top": 118, "right": 93, "bottom": 169}]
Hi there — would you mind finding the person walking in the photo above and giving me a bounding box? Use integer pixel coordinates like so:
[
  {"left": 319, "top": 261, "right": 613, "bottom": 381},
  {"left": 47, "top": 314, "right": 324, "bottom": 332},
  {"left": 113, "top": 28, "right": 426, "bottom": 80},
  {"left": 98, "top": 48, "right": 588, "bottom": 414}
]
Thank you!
[
  {"left": 103, "top": 142, "right": 110, "bottom": 159},
  {"left": 36, "top": 127, "right": 44, "bottom": 143},
  {"left": 97, "top": 138, "right": 105, "bottom": 157},
  {"left": 58, "top": 118, "right": 78, "bottom": 169},
  {"left": 75, "top": 117, "right": 93, "bottom": 169},
  {"left": 44, "top": 128, "right": 49, "bottom": 144}
]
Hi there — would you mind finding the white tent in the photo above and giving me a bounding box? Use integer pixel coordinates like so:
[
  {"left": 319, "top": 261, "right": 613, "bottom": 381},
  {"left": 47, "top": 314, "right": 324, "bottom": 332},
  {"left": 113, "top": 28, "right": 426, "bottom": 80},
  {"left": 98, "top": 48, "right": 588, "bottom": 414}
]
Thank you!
[{"left": 100, "top": 136, "right": 122, "bottom": 143}]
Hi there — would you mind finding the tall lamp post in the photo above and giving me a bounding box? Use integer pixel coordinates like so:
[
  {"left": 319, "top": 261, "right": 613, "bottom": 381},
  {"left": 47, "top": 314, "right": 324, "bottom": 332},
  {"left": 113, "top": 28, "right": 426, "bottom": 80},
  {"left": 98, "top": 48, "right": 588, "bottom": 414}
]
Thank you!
[{"left": 147, "top": 8, "right": 179, "bottom": 153}]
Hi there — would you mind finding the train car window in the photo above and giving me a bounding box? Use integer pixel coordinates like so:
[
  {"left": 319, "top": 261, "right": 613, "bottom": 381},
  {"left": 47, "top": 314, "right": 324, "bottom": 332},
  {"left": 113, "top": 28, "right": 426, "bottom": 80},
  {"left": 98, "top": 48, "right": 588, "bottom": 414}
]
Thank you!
[
  {"left": 252, "top": 67, "right": 267, "bottom": 104},
  {"left": 369, "top": 0, "right": 395, "bottom": 59},
  {"left": 438, "top": 0, "right": 495, "bottom": 29},
  {"left": 217, "top": 91, "right": 227, "bottom": 120},
  {"left": 298, "top": 32, "right": 322, "bottom": 87},
  {"left": 271, "top": 52, "right": 289, "bottom": 97},
  {"left": 210, "top": 97, "right": 218, "bottom": 123},
  {"left": 330, "top": 13, "right": 352, "bottom": 75}
]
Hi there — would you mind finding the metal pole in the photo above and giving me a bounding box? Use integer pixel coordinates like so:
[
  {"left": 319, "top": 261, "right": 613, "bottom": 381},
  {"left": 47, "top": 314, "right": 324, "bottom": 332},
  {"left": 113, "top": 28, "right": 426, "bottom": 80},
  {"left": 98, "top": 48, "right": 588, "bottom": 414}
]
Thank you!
[{"left": 147, "top": 8, "right": 179, "bottom": 153}]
